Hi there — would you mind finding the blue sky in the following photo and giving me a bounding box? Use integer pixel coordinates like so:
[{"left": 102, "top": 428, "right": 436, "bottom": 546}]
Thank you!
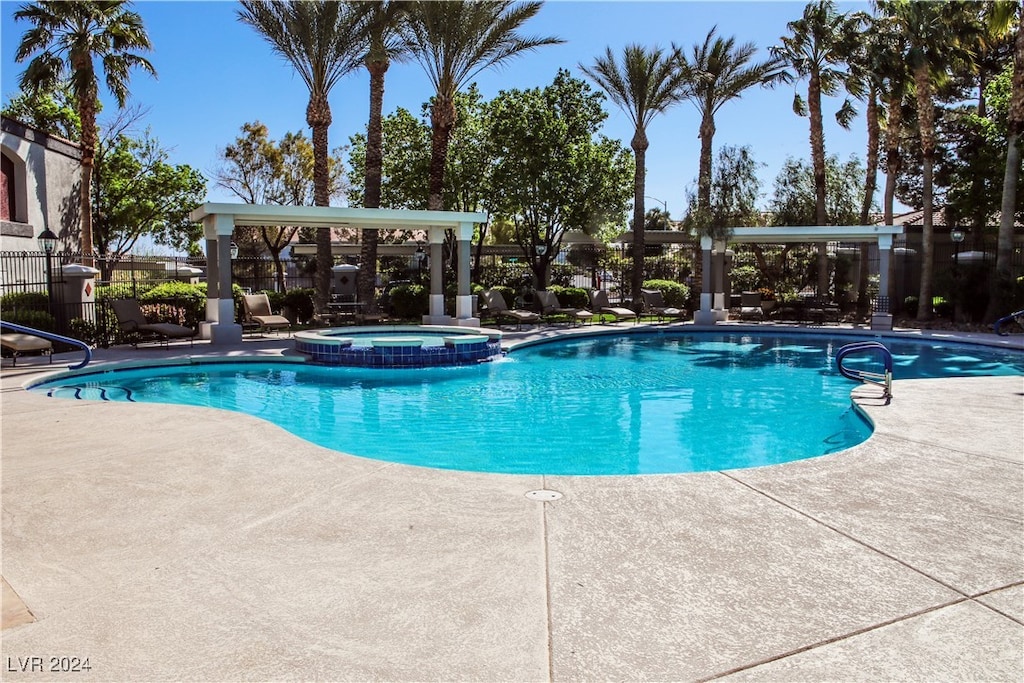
[{"left": 1, "top": 0, "right": 879, "bottom": 218}]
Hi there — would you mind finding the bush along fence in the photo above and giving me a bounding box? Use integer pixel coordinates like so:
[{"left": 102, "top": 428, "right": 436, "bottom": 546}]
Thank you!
[{"left": 2, "top": 233, "right": 1021, "bottom": 350}]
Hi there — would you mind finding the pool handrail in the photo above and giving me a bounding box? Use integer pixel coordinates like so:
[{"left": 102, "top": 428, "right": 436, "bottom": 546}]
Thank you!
[
  {"left": 0, "top": 320, "right": 92, "bottom": 370},
  {"left": 836, "top": 340, "right": 892, "bottom": 398},
  {"left": 993, "top": 309, "right": 1024, "bottom": 336}
]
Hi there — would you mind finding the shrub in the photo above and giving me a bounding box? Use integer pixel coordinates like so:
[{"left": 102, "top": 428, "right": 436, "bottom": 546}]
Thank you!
[
  {"left": 282, "top": 288, "right": 315, "bottom": 323},
  {"left": 2, "top": 308, "right": 56, "bottom": 331},
  {"left": 1, "top": 291, "right": 50, "bottom": 313},
  {"left": 548, "top": 285, "right": 589, "bottom": 309},
  {"left": 139, "top": 281, "right": 207, "bottom": 328},
  {"left": 389, "top": 283, "right": 428, "bottom": 319},
  {"left": 642, "top": 279, "right": 691, "bottom": 308}
]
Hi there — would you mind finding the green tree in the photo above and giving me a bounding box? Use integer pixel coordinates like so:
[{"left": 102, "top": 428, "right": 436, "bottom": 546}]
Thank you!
[
  {"left": 876, "top": 0, "right": 979, "bottom": 321},
  {"left": 239, "top": 0, "right": 365, "bottom": 313},
  {"left": 401, "top": 0, "right": 562, "bottom": 212},
  {"left": 92, "top": 129, "right": 205, "bottom": 258},
  {"left": 1, "top": 81, "right": 81, "bottom": 141},
  {"left": 486, "top": 69, "right": 633, "bottom": 288},
  {"left": 683, "top": 144, "right": 765, "bottom": 235},
  {"left": 770, "top": 155, "right": 866, "bottom": 228},
  {"left": 771, "top": 1, "right": 864, "bottom": 297},
  {"left": 14, "top": 0, "right": 156, "bottom": 264},
  {"left": 216, "top": 122, "right": 345, "bottom": 292},
  {"left": 347, "top": 107, "right": 430, "bottom": 210},
  {"left": 581, "top": 44, "right": 690, "bottom": 301},
  {"left": 991, "top": 3, "right": 1023, "bottom": 320},
  {"left": 677, "top": 27, "right": 785, "bottom": 214}
]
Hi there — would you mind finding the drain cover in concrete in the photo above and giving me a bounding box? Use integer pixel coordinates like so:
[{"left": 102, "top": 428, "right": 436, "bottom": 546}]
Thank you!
[{"left": 525, "top": 489, "right": 563, "bottom": 501}]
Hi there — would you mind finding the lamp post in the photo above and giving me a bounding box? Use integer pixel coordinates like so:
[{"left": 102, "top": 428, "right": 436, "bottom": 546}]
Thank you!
[
  {"left": 37, "top": 228, "right": 58, "bottom": 318},
  {"left": 413, "top": 244, "right": 425, "bottom": 284},
  {"left": 644, "top": 195, "right": 668, "bottom": 217},
  {"left": 950, "top": 227, "right": 965, "bottom": 322}
]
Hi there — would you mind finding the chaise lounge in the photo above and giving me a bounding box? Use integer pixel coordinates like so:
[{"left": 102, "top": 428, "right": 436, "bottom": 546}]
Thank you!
[
  {"left": 111, "top": 299, "right": 196, "bottom": 347},
  {"left": 641, "top": 289, "right": 686, "bottom": 323},
  {"left": 480, "top": 289, "right": 541, "bottom": 330},
  {"left": 242, "top": 293, "right": 291, "bottom": 336},
  {"left": 0, "top": 332, "right": 53, "bottom": 366},
  {"left": 590, "top": 290, "right": 638, "bottom": 324},
  {"left": 535, "top": 290, "right": 593, "bottom": 326}
]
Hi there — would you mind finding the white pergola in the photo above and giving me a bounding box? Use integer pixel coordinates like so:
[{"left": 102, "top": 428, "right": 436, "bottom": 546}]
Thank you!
[
  {"left": 694, "top": 225, "right": 905, "bottom": 326},
  {"left": 188, "top": 203, "right": 486, "bottom": 345}
]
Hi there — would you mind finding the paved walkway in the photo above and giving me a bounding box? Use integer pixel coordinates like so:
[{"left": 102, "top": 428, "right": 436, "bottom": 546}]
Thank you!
[{"left": 1, "top": 325, "right": 1021, "bottom": 681}]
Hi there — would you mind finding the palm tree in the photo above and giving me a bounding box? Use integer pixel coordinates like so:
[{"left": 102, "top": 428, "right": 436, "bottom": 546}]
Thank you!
[
  {"left": 401, "top": 0, "right": 562, "bottom": 212},
  {"left": 771, "top": 0, "right": 864, "bottom": 298},
  {"left": 239, "top": 0, "right": 365, "bottom": 314},
  {"left": 581, "top": 45, "right": 689, "bottom": 303},
  {"left": 677, "top": 27, "right": 785, "bottom": 213},
  {"left": 355, "top": 1, "right": 409, "bottom": 314},
  {"left": 14, "top": 0, "right": 155, "bottom": 266},
  {"left": 875, "top": 0, "right": 978, "bottom": 321}
]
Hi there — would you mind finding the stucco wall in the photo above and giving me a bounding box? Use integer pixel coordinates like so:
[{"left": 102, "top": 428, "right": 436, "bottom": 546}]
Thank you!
[{"left": 0, "top": 117, "right": 82, "bottom": 252}]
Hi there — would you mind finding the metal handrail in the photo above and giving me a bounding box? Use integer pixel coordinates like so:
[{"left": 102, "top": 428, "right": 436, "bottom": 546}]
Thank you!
[
  {"left": 836, "top": 341, "right": 892, "bottom": 398},
  {"left": 0, "top": 320, "right": 92, "bottom": 370},
  {"left": 993, "top": 309, "right": 1024, "bottom": 336}
]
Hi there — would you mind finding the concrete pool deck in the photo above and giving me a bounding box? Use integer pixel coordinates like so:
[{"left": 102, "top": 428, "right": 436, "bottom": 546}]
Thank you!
[{"left": 1, "top": 323, "right": 1022, "bottom": 681}]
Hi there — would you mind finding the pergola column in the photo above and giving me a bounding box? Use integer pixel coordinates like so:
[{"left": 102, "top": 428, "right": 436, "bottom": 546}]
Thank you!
[
  {"left": 694, "top": 236, "right": 716, "bottom": 325},
  {"left": 201, "top": 214, "right": 242, "bottom": 344},
  {"left": 872, "top": 234, "right": 894, "bottom": 330},
  {"left": 454, "top": 221, "right": 478, "bottom": 327},
  {"left": 423, "top": 227, "right": 448, "bottom": 325}
]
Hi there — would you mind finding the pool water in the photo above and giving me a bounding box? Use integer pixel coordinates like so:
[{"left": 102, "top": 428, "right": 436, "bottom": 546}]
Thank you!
[{"left": 32, "top": 333, "right": 1024, "bottom": 475}]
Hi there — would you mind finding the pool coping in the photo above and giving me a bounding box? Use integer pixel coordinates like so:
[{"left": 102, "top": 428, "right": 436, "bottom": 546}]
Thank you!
[{"left": 1, "top": 322, "right": 1022, "bottom": 681}]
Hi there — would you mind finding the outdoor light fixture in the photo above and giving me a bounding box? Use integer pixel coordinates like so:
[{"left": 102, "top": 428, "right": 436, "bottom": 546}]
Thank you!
[
  {"left": 950, "top": 228, "right": 965, "bottom": 244},
  {"left": 37, "top": 228, "right": 58, "bottom": 317},
  {"left": 536, "top": 244, "right": 548, "bottom": 256},
  {"left": 229, "top": 242, "right": 240, "bottom": 259},
  {"left": 37, "top": 228, "right": 58, "bottom": 254},
  {"left": 644, "top": 195, "right": 668, "bottom": 215}
]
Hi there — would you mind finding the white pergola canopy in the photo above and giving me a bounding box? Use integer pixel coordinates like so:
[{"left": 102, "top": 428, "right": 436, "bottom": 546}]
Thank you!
[{"left": 188, "top": 203, "right": 487, "bottom": 344}]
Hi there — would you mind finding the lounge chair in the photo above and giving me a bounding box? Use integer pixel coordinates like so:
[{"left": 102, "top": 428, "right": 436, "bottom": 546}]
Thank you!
[
  {"left": 589, "top": 290, "right": 638, "bottom": 324},
  {"left": 641, "top": 289, "right": 686, "bottom": 323},
  {"left": 110, "top": 299, "right": 195, "bottom": 347},
  {"left": 242, "top": 293, "right": 291, "bottom": 335},
  {"left": 1, "top": 332, "right": 52, "bottom": 366},
  {"left": 535, "top": 290, "right": 593, "bottom": 326},
  {"left": 480, "top": 289, "right": 541, "bottom": 329},
  {"left": 739, "top": 291, "right": 764, "bottom": 322}
]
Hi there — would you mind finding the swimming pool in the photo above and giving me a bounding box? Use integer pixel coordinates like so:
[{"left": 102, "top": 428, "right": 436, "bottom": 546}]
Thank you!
[{"left": 31, "top": 333, "right": 1024, "bottom": 475}]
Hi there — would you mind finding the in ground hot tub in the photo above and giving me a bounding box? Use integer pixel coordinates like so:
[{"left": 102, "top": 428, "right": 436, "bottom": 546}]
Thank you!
[{"left": 294, "top": 325, "right": 503, "bottom": 367}]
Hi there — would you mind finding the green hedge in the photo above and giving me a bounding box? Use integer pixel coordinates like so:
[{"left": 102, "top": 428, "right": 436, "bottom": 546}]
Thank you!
[
  {"left": 642, "top": 279, "right": 691, "bottom": 308},
  {"left": 389, "top": 284, "right": 428, "bottom": 319}
]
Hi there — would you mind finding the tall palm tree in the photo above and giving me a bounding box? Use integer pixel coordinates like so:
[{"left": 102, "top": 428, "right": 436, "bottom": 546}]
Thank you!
[
  {"left": 771, "top": 0, "right": 864, "bottom": 298},
  {"left": 239, "top": 0, "right": 364, "bottom": 314},
  {"left": 875, "top": 0, "right": 978, "bottom": 321},
  {"left": 355, "top": 1, "right": 409, "bottom": 313},
  {"left": 581, "top": 45, "right": 689, "bottom": 302},
  {"left": 401, "top": 0, "right": 561, "bottom": 212},
  {"left": 677, "top": 28, "right": 785, "bottom": 213},
  {"left": 14, "top": 0, "right": 155, "bottom": 266}
]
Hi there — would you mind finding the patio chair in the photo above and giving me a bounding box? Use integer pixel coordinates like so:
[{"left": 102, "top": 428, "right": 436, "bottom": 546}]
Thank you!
[
  {"left": 589, "top": 290, "right": 638, "bottom": 324},
  {"left": 739, "top": 291, "right": 763, "bottom": 322},
  {"left": 1, "top": 332, "right": 53, "bottom": 366},
  {"left": 480, "top": 289, "right": 541, "bottom": 330},
  {"left": 535, "top": 290, "right": 593, "bottom": 326},
  {"left": 641, "top": 289, "right": 686, "bottom": 323},
  {"left": 242, "top": 293, "right": 291, "bottom": 335},
  {"left": 110, "top": 299, "right": 195, "bottom": 347}
]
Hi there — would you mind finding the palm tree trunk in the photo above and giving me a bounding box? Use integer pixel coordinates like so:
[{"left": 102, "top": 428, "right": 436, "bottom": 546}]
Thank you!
[
  {"left": 77, "top": 84, "right": 99, "bottom": 267},
  {"left": 808, "top": 72, "right": 829, "bottom": 297},
  {"left": 914, "top": 65, "right": 936, "bottom": 322},
  {"left": 884, "top": 94, "right": 902, "bottom": 311},
  {"left": 631, "top": 129, "right": 649, "bottom": 306},
  {"left": 697, "top": 113, "right": 715, "bottom": 210},
  {"left": 308, "top": 94, "right": 333, "bottom": 315},
  {"left": 858, "top": 87, "right": 880, "bottom": 317},
  {"left": 428, "top": 97, "right": 456, "bottom": 211},
  {"left": 358, "top": 57, "right": 388, "bottom": 314}
]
